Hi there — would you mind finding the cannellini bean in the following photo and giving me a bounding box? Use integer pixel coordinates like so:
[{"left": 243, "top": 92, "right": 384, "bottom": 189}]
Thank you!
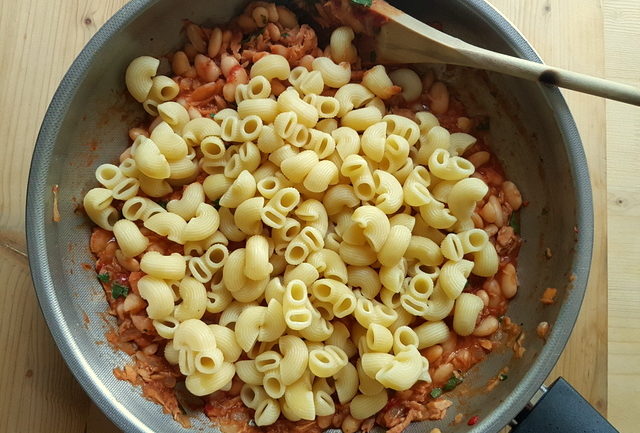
[
  {"left": 186, "top": 23, "right": 207, "bottom": 53},
  {"left": 104, "top": 241, "right": 118, "bottom": 257},
  {"left": 473, "top": 316, "right": 499, "bottom": 337},
  {"left": 172, "top": 51, "right": 190, "bottom": 75},
  {"left": 124, "top": 292, "right": 146, "bottom": 313},
  {"left": 424, "top": 344, "right": 443, "bottom": 363},
  {"left": 317, "top": 415, "right": 333, "bottom": 429},
  {"left": 457, "top": 116, "right": 472, "bottom": 132},
  {"left": 90, "top": 229, "right": 112, "bottom": 253},
  {"left": 298, "top": 55, "right": 315, "bottom": 70},
  {"left": 468, "top": 151, "right": 490, "bottom": 168},
  {"left": 471, "top": 212, "right": 484, "bottom": 229},
  {"left": 236, "top": 14, "right": 257, "bottom": 33},
  {"left": 265, "top": 23, "right": 281, "bottom": 41},
  {"left": 142, "top": 343, "right": 158, "bottom": 355},
  {"left": 342, "top": 415, "right": 362, "bottom": 433},
  {"left": 483, "top": 278, "right": 503, "bottom": 308},
  {"left": 194, "top": 54, "right": 221, "bottom": 83},
  {"left": 484, "top": 223, "right": 499, "bottom": 237},
  {"left": 208, "top": 28, "right": 223, "bottom": 58},
  {"left": 277, "top": 5, "right": 298, "bottom": 28},
  {"left": 502, "top": 181, "right": 523, "bottom": 210},
  {"left": 422, "top": 70, "right": 435, "bottom": 93},
  {"left": 221, "top": 54, "right": 239, "bottom": 77},
  {"left": 480, "top": 195, "right": 505, "bottom": 227},
  {"left": 499, "top": 263, "right": 518, "bottom": 299},
  {"left": 476, "top": 289, "right": 490, "bottom": 306},
  {"left": 184, "top": 43, "right": 198, "bottom": 61},
  {"left": 252, "top": 6, "right": 269, "bottom": 27},
  {"left": 429, "top": 81, "right": 449, "bottom": 114},
  {"left": 115, "top": 249, "right": 140, "bottom": 272},
  {"left": 432, "top": 362, "right": 454, "bottom": 384}
]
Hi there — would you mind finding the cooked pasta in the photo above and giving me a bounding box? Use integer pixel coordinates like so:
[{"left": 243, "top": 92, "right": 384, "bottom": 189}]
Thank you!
[{"left": 87, "top": 5, "right": 523, "bottom": 432}]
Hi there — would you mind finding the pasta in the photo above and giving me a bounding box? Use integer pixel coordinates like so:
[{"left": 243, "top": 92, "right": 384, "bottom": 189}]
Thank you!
[{"left": 87, "top": 5, "right": 523, "bottom": 432}]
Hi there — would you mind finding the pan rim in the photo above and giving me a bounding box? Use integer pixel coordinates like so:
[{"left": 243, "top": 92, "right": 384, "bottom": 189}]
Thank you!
[{"left": 25, "top": 0, "right": 594, "bottom": 432}]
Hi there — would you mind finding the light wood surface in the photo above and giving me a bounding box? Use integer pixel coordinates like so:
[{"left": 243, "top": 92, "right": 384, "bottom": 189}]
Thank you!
[{"left": 0, "top": 1, "right": 635, "bottom": 432}]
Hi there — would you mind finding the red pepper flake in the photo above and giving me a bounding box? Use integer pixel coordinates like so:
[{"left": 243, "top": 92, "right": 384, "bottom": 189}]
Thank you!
[{"left": 468, "top": 415, "right": 480, "bottom": 426}]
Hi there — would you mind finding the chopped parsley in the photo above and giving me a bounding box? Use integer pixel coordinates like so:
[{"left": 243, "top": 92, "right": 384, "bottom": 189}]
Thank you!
[
  {"left": 212, "top": 199, "right": 221, "bottom": 209},
  {"left": 443, "top": 375, "right": 463, "bottom": 392},
  {"left": 499, "top": 373, "right": 508, "bottom": 381},
  {"left": 97, "top": 273, "right": 110, "bottom": 283},
  {"left": 111, "top": 283, "right": 129, "bottom": 299},
  {"left": 241, "top": 28, "right": 265, "bottom": 44},
  {"left": 281, "top": 32, "right": 290, "bottom": 38},
  {"left": 209, "top": 113, "right": 216, "bottom": 119},
  {"left": 509, "top": 211, "right": 521, "bottom": 235},
  {"left": 351, "top": 0, "right": 373, "bottom": 7},
  {"left": 157, "top": 200, "right": 168, "bottom": 209},
  {"left": 430, "top": 388, "right": 443, "bottom": 398}
]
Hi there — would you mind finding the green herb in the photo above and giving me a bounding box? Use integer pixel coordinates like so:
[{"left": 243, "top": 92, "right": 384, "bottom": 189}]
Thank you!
[
  {"left": 351, "top": 0, "right": 373, "bottom": 7},
  {"left": 499, "top": 374, "right": 508, "bottom": 381},
  {"left": 443, "top": 375, "right": 463, "bottom": 392},
  {"left": 281, "top": 32, "right": 290, "bottom": 38},
  {"left": 111, "top": 283, "right": 129, "bottom": 299},
  {"left": 97, "top": 273, "right": 110, "bottom": 283},
  {"left": 241, "top": 28, "right": 265, "bottom": 44},
  {"left": 212, "top": 199, "right": 221, "bottom": 209},
  {"left": 509, "top": 211, "right": 521, "bottom": 235},
  {"left": 369, "top": 50, "right": 377, "bottom": 63},
  {"left": 430, "top": 388, "right": 443, "bottom": 398},
  {"left": 209, "top": 113, "right": 216, "bottom": 119},
  {"left": 157, "top": 200, "right": 168, "bottom": 209}
]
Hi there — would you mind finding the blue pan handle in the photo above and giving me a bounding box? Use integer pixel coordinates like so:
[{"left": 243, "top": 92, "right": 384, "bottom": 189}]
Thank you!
[{"left": 510, "top": 377, "right": 618, "bottom": 433}]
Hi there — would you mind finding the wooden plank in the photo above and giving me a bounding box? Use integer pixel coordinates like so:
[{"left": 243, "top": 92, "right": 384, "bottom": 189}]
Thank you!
[
  {"left": 603, "top": 1, "right": 640, "bottom": 432},
  {"left": 0, "top": 247, "right": 90, "bottom": 432},
  {"left": 0, "top": 1, "right": 128, "bottom": 432},
  {"left": 488, "top": 0, "right": 609, "bottom": 416}
]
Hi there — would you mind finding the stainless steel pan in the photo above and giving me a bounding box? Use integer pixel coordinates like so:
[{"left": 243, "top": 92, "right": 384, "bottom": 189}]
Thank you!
[{"left": 26, "top": 0, "right": 597, "bottom": 432}]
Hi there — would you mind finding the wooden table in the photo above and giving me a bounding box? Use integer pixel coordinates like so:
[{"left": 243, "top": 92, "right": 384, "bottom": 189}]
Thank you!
[{"left": 0, "top": 1, "right": 637, "bottom": 432}]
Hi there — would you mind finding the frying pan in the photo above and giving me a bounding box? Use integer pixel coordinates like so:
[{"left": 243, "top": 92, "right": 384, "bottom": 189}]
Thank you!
[{"left": 25, "top": 0, "right": 609, "bottom": 432}]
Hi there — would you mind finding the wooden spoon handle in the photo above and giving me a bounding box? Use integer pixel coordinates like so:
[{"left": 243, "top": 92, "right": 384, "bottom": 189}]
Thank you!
[
  {"left": 374, "top": 5, "right": 640, "bottom": 106},
  {"left": 458, "top": 45, "right": 640, "bottom": 105}
]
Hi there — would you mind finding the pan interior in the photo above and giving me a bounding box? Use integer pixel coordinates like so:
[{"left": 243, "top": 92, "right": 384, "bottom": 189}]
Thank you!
[{"left": 26, "top": 0, "right": 592, "bottom": 432}]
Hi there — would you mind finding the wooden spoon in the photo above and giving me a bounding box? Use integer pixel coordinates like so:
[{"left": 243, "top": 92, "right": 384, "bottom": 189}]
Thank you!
[{"left": 371, "top": 1, "right": 640, "bottom": 106}]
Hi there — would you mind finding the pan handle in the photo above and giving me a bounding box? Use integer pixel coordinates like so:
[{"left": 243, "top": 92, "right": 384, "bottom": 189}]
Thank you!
[{"left": 510, "top": 377, "right": 618, "bottom": 433}]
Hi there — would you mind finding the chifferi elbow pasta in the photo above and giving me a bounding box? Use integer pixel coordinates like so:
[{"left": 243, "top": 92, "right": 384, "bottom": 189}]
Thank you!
[{"left": 86, "top": 4, "right": 525, "bottom": 431}]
